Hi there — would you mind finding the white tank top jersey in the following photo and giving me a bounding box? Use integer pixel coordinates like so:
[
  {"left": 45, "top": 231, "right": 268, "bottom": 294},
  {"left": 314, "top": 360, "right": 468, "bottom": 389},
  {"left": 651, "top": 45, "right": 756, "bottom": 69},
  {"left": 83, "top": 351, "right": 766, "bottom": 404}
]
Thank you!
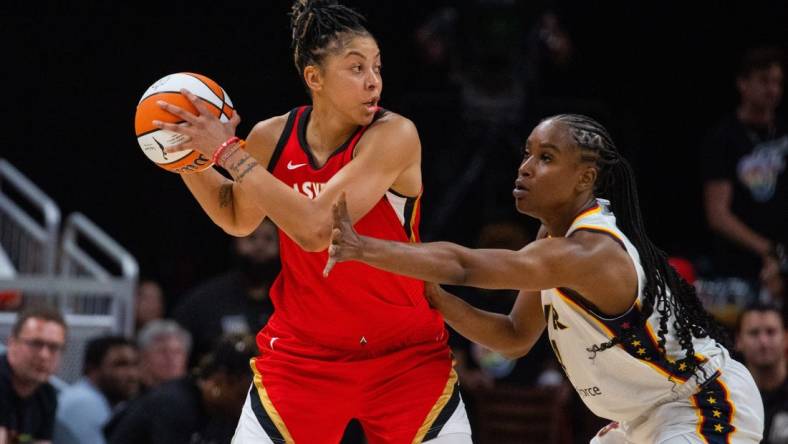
[{"left": 541, "top": 198, "right": 726, "bottom": 422}]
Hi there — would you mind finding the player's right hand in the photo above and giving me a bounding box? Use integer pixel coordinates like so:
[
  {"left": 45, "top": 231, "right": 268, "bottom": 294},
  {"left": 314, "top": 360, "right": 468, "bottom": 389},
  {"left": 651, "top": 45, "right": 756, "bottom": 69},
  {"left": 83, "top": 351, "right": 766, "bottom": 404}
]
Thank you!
[{"left": 154, "top": 88, "right": 241, "bottom": 158}]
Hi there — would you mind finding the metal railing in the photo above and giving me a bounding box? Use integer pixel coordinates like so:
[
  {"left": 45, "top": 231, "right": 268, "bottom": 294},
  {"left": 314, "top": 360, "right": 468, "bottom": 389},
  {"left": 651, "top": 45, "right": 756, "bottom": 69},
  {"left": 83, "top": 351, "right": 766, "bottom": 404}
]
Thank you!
[
  {"left": 60, "top": 212, "right": 138, "bottom": 336},
  {"left": 0, "top": 159, "right": 60, "bottom": 275},
  {"left": 0, "top": 159, "right": 138, "bottom": 382}
]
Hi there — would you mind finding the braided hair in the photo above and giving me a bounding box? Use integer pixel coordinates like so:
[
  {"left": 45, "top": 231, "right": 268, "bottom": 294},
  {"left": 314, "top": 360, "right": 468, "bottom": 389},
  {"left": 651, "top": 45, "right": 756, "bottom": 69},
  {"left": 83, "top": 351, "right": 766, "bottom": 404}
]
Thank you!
[
  {"left": 290, "top": 0, "right": 372, "bottom": 79},
  {"left": 549, "top": 114, "right": 729, "bottom": 377}
]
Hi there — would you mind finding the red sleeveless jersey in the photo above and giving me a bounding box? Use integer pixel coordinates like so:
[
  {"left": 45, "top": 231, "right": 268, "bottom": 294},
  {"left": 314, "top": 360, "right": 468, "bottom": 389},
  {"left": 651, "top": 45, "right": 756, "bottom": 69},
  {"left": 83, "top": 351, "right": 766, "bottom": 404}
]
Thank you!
[{"left": 260, "top": 106, "right": 445, "bottom": 356}]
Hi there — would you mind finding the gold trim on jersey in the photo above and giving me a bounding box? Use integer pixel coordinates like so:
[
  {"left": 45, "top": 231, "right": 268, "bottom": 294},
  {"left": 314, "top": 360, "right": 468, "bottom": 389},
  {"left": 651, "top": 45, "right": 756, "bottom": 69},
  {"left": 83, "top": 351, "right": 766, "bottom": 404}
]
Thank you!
[
  {"left": 721, "top": 378, "right": 737, "bottom": 440},
  {"left": 639, "top": 310, "right": 683, "bottom": 381},
  {"left": 412, "top": 368, "right": 458, "bottom": 443},
  {"left": 408, "top": 196, "right": 421, "bottom": 243},
  {"left": 690, "top": 371, "right": 736, "bottom": 442},
  {"left": 249, "top": 360, "right": 295, "bottom": 444},
  {"left": 631, "top": 300, "right": 708, "bottom": 382},
  {"left": 572, "top": 224, "right": 623, "bottom": 242},
  {"left": 691, "top": 392, "right": 705, "bottom": 440},
  {"left": 553, "top": 288, "right": 616, "bottom": 338},
  {"left": 553, "top": 289, "right": 707, "bottom": 383},
  {"left": 572, "top": 203, "right": 602, "bottom": 224}
]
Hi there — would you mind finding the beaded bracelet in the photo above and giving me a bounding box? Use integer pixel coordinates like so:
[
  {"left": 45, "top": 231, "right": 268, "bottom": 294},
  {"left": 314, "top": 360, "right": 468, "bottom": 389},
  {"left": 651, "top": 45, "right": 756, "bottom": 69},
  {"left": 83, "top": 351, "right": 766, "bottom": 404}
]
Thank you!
[
  {"left": 211, "top": 136, "right": 241, "bottom": 165},
  {"left": 217, "top": 140, "right": 247, "bottom": 167}
]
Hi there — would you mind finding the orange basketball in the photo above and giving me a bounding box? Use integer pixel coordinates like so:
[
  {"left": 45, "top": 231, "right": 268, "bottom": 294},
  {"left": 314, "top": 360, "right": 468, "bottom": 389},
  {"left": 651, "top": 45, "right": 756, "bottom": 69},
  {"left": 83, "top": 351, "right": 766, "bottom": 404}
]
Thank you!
[{"left": 135, "top": 72, "right": 235, "bottom": 174}]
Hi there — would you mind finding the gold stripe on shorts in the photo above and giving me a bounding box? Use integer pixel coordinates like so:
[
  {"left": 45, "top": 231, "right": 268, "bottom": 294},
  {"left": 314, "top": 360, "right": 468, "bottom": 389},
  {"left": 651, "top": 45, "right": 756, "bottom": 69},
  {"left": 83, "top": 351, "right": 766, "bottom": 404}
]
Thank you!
[
  {"left": 412, "top": 368, "right": 459, "bottom": 444},
  {"left": 249, "top": 359, "right": 295, "bottom": 444}
]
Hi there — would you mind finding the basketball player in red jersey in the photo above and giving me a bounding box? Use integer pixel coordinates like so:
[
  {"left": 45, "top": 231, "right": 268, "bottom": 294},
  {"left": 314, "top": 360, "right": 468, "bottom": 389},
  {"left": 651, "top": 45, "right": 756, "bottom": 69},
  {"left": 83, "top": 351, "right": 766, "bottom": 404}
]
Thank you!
[{"left": 151, "top": 1, "right": 471, "bottom": 443}]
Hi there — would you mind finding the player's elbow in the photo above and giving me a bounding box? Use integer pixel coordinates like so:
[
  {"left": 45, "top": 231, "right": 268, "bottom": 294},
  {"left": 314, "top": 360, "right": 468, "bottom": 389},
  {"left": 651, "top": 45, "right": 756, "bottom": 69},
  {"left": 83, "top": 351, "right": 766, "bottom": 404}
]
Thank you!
[
  {"left": 296, "top": 237, "right": 327, "bottom": 252},
  {"left": 292, "top": 226, "right": 332, "bottom": 252},
  {"left": 499, "top": 320, "right": 537, "bottom": 359},
  {"left": 497, "top": 340, "right": 535, "bottom": 360},
  {"left": 500, "top": 350, "right": 523, "bottom": 360},
  {"left": 218, "top": 218, "right": 260, "bottom": 238},
  {"left": 500, "top": 346, "right": 531, "bottom": 360},
  {"left": 447, "top": 268, "right": 471, "bottom": 286},
  {"left": 221, "top": 224, "right": 255, "bottom": 238}
]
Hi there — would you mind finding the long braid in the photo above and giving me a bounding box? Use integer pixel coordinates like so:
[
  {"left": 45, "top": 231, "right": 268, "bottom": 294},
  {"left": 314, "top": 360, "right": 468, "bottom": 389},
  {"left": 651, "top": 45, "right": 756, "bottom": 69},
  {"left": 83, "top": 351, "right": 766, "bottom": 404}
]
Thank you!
[
  {"left": 551, "top": 114, "right": 729, "bottom": 378},
  {"left": 290, "top": 0, "right": 371, "bottom": 77}
]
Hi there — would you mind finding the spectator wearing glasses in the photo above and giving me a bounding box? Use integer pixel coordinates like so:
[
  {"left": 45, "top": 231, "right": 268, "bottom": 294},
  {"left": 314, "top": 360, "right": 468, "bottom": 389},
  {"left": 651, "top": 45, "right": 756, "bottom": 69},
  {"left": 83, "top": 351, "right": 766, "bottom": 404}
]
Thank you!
[{"left": 1, "top": 305, "right": 67, "bottom": 444}]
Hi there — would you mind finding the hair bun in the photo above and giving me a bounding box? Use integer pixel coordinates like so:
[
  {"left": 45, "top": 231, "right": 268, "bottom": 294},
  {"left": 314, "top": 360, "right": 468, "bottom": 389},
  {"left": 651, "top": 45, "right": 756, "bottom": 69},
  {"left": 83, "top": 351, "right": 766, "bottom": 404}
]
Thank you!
[
  {"left": 292, "top": 0, "right": 338, "bottom": 18},
  {"left": 289, "top": 0, "right": 370, "bottom": 74}
]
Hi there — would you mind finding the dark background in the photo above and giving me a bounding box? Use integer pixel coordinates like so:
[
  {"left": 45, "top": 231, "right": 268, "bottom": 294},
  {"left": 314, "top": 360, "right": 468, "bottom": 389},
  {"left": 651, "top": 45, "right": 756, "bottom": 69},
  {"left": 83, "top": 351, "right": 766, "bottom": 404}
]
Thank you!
[{"left": 2, "top": 1, "right": 786, "bottom": 306}]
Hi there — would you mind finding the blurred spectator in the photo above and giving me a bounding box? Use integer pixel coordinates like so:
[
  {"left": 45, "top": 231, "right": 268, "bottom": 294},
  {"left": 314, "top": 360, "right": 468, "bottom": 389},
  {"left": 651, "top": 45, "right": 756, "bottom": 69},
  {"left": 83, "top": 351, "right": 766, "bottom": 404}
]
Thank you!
[
  {"left": 524, "top": 10, "right": 579, "bottom": 107},
  {"left": 1, "top": 306, "right": 67, "bottom": 443},
  {"left": 701, "top": 46, "right": 787, "bottom": 305},
  {"left": 137, "top": 320, "right": 190, "bottom": 391},
  {"left": 174, "top": 219, "right": 278, "bottom": 366},
  {"left": 410, "top": 2, "right": 531, "bottom": 241},
  {"left": 53, "top": 336, "right": 139, "bottom": 444},
  {"left": 411, "top": 5, "right": 611, "bottom": 242},
  {"left": 735, "top": 303, "right": 787, "bottom": 443},
  {"left": 134, "top": 279, "right": 164, "bottom": 333},
  {"left": 107, "top": 333, "right": 255, "bottom": 444},
  {"left": 413, "top": 6, "right": 459, "bottom": 87}
]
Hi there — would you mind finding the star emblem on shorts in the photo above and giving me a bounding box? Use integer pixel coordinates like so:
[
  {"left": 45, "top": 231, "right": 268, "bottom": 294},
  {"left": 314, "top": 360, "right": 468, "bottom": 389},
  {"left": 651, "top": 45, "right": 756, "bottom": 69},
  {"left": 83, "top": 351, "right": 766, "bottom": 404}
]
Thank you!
[
  {"left": 712, "top": 409, "right": 721, "bottom": 418},
  {"left": 637, "top": 347, "right": 646, "bottom": 355},
  {"left": 631, "top": 340, "right": 641, "bottom": 346},
  {"left": 714, "top": 424, "right": 724, "bottom": 433},
  {"left": 707, "top": 396, "right": 716, "bottom": 404},
  {"left": 678, "top": 362, "right": 687, "bottom": 371}
]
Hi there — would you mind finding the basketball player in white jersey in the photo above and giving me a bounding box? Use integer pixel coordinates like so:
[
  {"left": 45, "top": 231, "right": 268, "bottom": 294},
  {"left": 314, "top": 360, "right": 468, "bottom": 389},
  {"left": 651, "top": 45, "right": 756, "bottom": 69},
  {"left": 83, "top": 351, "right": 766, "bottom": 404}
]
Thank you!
[{"left": 325, "top": 114, "right": 765, "bottom": 443}]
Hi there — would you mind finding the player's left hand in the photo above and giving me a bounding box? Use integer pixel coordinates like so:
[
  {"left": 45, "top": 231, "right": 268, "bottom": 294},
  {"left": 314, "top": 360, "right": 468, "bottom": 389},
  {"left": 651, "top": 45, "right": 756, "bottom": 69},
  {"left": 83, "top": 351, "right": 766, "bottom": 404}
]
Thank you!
[
  {"left": 152, "top": 88, "right": 241, "bottom": 157},
  {"left": 324, "top": 193, "right": 362, "bottom": 277},
  {"left": 423, "top": 282, "right": 443, "bottom": 307}
]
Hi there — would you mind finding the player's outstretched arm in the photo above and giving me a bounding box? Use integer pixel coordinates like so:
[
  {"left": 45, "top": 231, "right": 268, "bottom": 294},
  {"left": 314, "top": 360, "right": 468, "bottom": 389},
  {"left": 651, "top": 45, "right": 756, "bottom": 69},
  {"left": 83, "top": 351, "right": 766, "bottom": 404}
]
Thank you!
[
  {"left": 326, "top": 193, "right": 576, "bottom": 291},
  {"left": 157, "top": 91, "right": 420, "bottom": 251},
  {"left": 326, "top": 193, "right": 638, "bottom": 315}
]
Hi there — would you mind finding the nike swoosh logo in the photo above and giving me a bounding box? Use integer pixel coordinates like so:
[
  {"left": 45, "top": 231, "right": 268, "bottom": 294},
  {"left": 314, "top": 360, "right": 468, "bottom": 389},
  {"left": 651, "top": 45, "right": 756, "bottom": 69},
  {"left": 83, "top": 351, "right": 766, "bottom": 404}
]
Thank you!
[{"left": 287, "top": 161, "right": 307, "bottom": 170}]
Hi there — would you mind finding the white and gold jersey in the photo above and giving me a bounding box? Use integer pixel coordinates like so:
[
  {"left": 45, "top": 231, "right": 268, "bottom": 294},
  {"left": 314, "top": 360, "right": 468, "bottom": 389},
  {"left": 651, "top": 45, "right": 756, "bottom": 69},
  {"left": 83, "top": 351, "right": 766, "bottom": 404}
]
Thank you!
[{"left": 541, "top": 198, "right": 725, "bottom": 423}]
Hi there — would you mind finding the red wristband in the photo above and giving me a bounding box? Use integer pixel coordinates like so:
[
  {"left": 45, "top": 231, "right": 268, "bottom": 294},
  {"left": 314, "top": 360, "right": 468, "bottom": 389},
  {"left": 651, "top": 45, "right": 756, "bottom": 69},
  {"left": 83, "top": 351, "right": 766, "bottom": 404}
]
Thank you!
[
  {"left": 216, "top": 140, "right": 246, "bottom": 167},
  {"left": 211, "top": 136, "right": 241, "bottom": 165}
]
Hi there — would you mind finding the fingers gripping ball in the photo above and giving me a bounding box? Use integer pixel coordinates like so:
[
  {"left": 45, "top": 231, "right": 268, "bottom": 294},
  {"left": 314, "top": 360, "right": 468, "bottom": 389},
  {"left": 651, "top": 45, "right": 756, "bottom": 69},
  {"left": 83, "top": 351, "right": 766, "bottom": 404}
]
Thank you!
[{"left": 135, "top": 72, "right": 234, "bottom": 174}]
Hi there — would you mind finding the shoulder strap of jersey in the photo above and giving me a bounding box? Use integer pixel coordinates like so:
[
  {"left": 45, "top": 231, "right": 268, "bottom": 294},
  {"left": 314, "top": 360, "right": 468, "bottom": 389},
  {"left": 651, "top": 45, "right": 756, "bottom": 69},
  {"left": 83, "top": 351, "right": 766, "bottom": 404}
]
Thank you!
[
  {"left": 350, "top": 108, "right": 389, "bottom": 159},
  {"left": 567, "top": 199, "right": 626, "bottom": 249},
  {"left": 266, "top": 106, "right": 306, "bottom": 172}
]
